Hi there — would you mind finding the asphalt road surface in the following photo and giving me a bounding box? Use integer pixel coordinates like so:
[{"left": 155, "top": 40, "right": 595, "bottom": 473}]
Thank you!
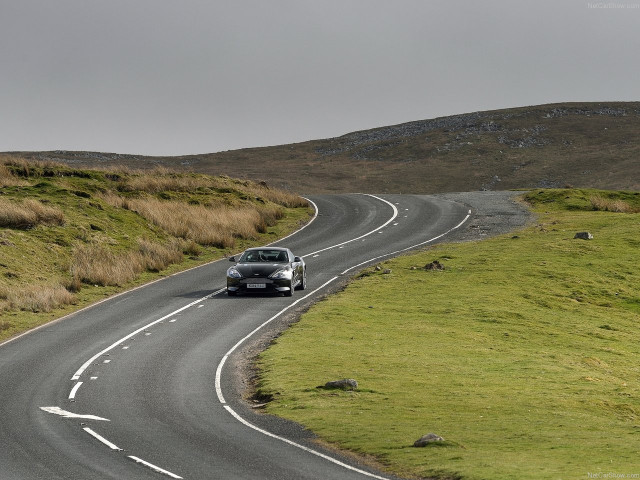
[{"left": 0, "top": 193, "right": 529, "bottom": 480}]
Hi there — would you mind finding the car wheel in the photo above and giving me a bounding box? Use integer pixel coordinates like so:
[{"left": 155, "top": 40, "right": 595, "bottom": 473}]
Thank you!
[
  {"left": 297, "top": 270, "right": 307, "bottom": 291},
  {"left": 285, "top": 281, "right": 294, "bottom": 297},
  {"left": 227, "top": 290, "right": 236, "bottom": 296}
]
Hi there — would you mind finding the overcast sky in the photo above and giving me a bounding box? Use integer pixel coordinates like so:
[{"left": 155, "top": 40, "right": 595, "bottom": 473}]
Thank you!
[{"left": 1, "top": 0, "right": 638, "bottom": 156}]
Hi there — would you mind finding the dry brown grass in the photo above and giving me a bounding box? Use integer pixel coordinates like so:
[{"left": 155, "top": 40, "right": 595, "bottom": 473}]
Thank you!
[
  {"left": 590, "top": 195, "right": 638, "bottom": 213},
  {"left": 123, "top": 198, "right": 270, "bottom": 247},
  {"left": 70, "top": 239, "right": 184, "bottom": 286},
  {"left": 0, "top": 162, "right": 29, "bottom": 187},
  {"left": 1, "top": 155, "right": 65, "bottom": 177},
  {"left": 0, "top": 198, "right": 65, "bottom": 229},
  {"left": 137, "top": 238, "right": 184, "bottom": 272},
  {"left": 113, "top": 167, "right": 227, "bottom": 193},
  {"left": 0, "top": 284, "right": 76, "bottom": 313}
]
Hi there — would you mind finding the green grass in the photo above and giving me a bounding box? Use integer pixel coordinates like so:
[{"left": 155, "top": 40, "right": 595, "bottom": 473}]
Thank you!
[
  {"left": 257, "top": 189, "right": 640, "bottom": 480},
  {"left": 0, "top": 160, "right": 312, "bottom": 341}
]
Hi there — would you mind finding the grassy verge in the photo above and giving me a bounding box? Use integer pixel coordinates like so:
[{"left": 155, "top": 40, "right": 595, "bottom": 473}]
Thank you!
[
  {"left": 257, "top": 189, "right": 640, "bottom": 480},
  {"left": 0, "top": 157, "right": 312, "bottom": 342}
]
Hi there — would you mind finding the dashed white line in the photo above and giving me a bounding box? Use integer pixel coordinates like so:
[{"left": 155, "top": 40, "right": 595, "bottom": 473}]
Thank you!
[
  {"left": 83, "top": 427, "right": 122, "bottom": 451},
  {"left": 128, "top": 456, "right": 183, "bottom": 479},
  {"left": 70, "top": 289, "right": 225, "bottom": 382}
]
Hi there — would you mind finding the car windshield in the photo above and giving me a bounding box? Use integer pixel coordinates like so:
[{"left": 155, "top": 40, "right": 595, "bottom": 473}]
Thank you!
[{"left": 239, "top": 250, "right": 289, "bottom": 263}]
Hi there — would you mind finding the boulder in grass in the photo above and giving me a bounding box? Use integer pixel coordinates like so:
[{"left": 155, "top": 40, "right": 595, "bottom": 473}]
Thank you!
[
  {"left": 424, "top": 260, "right": 445, "bottom": 271},
  {"left": 414, "top": 433, "right": 445, "bottom": 447},
  {"left": 574, "top": 232, "right": 593, "bottom": 240},
  {"left": 318, "top": 379, "right": 358, "bottom": 390}
]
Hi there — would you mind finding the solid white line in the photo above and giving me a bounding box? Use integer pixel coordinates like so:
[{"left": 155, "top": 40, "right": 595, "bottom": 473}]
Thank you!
[
  {"left": 302, "top": 194, "right": 398, "bottom": 258},
  {"left": 224, "top": 405, "right": 389, "bottom": 480},
  {"left": 83, "top": 427, "right": 122, "bottom": 451},
  {"left": 128, "top": 456, "right": 183, "bottom": 479},
  {"left": 340, "top": 209, "right": 472, "bottom": 275},
  {"left": 69, "top": 381, "right": 83, "bottom": 400},
  {"left": 40, "top": 406, "right": 110, "bottom": 421},
  {"left": 215, "top": 276, "right": 339, "bottom": 405}
]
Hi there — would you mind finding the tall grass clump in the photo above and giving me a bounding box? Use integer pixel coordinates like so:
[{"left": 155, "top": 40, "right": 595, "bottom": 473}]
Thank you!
[
  {"left": 0, "top": 162, "right": 29, "bottom": 187},
  {"left": 0, "top": 198, "right": 65, "bottom": 228},
  {"left": 0, "top": 284, "right": 76, "bottom": 313},
  {"left": 124, "top": 198, "right": 273, "bottom": 247},
  {"left": 70, "top": 239, "right": 184, "bottom": 287},
  {"left": 590, "top": 194, "right": 637, "bottom": 213}
]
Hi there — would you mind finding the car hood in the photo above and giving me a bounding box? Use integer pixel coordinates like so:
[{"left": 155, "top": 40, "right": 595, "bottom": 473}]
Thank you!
[{"left": 235, "top": 263, "right": 284, "bottom": 277}]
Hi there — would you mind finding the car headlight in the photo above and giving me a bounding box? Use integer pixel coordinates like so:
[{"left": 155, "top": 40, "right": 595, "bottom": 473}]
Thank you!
[
  {"left": 227, "top": 267, "right": 243, "bottom": 279},
  {"left": 270, "top": 267, "right": 292, "bottom": 279}
]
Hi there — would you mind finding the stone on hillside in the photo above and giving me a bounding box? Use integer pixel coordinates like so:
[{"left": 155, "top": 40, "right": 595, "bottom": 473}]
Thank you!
[
  {"left": 414, "top": 433, "right": 445, "bottom": 447},
  {"left": 574, "top": 232, "right": 593, "bottom": 240},
  {"left": 320, "top": 379, "right": 358, "bottom": 390},
  {"left": 424, "top": 260, "right": 445, "bottom": 270}
]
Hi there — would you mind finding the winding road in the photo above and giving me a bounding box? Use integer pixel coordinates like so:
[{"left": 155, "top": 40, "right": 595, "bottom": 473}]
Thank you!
[{"left": 0, "top": 193, "right": 487, "bottom": 480}]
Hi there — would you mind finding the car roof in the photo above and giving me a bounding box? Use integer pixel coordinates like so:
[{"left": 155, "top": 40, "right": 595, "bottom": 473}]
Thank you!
[{"left": 245, "top": 247, "right": 288, "bottom": 251}]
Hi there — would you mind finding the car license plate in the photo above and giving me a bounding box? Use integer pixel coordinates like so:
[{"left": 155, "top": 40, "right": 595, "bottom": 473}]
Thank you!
[{"left": 247, "top": 283, "right": 266, "bottom": 289}]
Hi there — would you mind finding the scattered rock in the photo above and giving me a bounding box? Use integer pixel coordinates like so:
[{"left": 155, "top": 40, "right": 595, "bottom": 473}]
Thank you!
[
  {"left": 424, "top": 260, "right": 445, "bottom": 271},
  {"left": 414, "top": 433, "right": 445, "bottom": 447},
  {"left": 382, "top": 269, "right": 392, "bottom": 274},
  {"left": 318, "top": 379, "right": 358, "bottom": 390},
  {"left": 574, "top": 232, "right": 593, "bottom": 240},
  {"left": 374, "top": 265, "right": 382, "bottom": 271}
]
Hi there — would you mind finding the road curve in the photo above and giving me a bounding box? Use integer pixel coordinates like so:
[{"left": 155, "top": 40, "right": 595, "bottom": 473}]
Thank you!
[{"left": 0, "top": 194, "right": 474, "bottom": 480}]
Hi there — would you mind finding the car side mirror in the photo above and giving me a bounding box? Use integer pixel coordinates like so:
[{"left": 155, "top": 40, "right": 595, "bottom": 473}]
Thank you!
[
  {"left": 229, "top": 256, "right": 236, "bottom": 262},
  {"left": 294, "top": 257, "right": 302, "bottom": 263}
]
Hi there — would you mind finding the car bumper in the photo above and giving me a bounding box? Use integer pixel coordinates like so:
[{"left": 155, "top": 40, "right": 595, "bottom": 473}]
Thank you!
[{"left": 227, "top": 277, "right": 292, "bottom": 294}]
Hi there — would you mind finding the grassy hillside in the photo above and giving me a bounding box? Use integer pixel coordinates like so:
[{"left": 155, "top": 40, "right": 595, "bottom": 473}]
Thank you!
[
  {"left": 9, "top": 102, "right": 640, "bottom": 194},
  {"left": 0, "top": 157, "right": 312, "bottom": 341},
  {"left": 256, "top": 189, "right": 640, "bottom": 480}
]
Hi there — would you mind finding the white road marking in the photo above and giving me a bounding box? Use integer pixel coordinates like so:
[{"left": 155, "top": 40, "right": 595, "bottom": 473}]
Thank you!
[
  {"left": 83, "top": 427, "right": 122, "bottom": 451},
  {"left": 302, "top": 194, "right": 398, "bottom": 258},
  {"left": 341, "top": 209, "right": 471, "bottom": 275},
  {"left": 40, "top": 406, "right": 109, "bottom": 421},
  {"left": 103, "top": 359, "right": 111, "bottom": 363},
  {"left": 128, "top": 456, "right": 183, "bottom": 479},
  {"left": 70, "top": 289, "right": 225, "bottom": 382},
  {"left": 69, "top": 381, "right": 83, "bottom": 400}
]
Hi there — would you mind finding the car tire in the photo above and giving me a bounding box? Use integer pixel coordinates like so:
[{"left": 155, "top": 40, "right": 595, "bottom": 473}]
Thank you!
[
  {"left": 297, "top": 270, "right": 307, "bottom": 291},
  {"left": 227, "top": 290, "right": 236, "bottom": 296},
  {"left": 285, "top": 281, "right": 294, "bottom": 297}
]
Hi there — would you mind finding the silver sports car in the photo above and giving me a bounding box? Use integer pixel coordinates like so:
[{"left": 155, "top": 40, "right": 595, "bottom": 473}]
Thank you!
[{"left": 226, "top": 247, "right": 306, "bottom": 296}]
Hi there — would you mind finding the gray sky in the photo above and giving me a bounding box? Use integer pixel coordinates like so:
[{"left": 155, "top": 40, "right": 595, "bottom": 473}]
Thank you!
[{"left": 1, "top": 0, "right": 639, "bottom": 156}]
